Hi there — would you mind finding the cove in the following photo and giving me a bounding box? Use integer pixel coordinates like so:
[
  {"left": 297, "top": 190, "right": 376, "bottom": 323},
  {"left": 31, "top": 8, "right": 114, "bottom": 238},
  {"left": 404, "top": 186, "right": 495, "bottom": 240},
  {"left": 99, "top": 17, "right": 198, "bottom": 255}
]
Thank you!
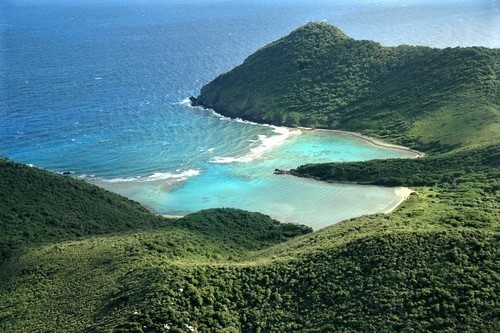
[{"left": 94, "top": 109, "right": 417, "bottom": 230}]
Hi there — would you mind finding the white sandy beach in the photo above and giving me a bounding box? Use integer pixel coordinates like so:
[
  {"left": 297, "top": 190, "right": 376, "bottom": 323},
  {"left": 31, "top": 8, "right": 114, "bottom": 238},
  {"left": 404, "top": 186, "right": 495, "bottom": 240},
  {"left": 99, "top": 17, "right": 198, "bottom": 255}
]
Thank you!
[
  {"left": 297, "top": 127, "right": 425, "bottom": 158},
  {"left": 295, "top": 127, "right": 422, "bottom": 216},
  {"left": 382, "top": 187, "right": 415, "bottom": 214}
]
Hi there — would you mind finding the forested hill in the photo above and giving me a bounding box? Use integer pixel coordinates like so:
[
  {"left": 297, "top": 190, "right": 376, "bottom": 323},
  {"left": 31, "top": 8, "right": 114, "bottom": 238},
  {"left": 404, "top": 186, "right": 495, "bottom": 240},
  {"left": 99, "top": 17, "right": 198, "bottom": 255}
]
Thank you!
[
  {"left": 0, "top": 157, "right": 163, "bottom": 259},
  {"left": 0, "top": 158, "right": 498, "bottom": 332},
  {"left": 192, "top": 22, "right": 499, "bottom": 152}
]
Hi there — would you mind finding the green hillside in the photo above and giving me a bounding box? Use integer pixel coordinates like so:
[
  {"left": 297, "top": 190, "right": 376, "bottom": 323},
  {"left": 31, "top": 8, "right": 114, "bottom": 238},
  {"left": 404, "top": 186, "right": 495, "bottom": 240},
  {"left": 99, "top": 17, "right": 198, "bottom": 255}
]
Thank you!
[
  {"left": 0, "top": 175, "right": 497, "bottom": 331},
  {"left": 1, "top": 22, "right": 499, "bottom": 332},
  {"left": 0, "top": 157, "right": 498, "bottom": 332},
  {"left": 192, "top": 22, "right": 499, "bottom": 152},
  {"left": 0, "top": 157, "right": 165, "bottom": 260}
]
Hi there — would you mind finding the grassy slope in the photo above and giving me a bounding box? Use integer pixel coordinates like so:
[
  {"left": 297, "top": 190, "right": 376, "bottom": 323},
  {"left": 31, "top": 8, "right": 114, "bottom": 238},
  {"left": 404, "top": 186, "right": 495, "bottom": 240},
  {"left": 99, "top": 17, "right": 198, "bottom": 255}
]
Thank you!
[{"left": 194, "top": 22, "right": 499, "bottom": 152}]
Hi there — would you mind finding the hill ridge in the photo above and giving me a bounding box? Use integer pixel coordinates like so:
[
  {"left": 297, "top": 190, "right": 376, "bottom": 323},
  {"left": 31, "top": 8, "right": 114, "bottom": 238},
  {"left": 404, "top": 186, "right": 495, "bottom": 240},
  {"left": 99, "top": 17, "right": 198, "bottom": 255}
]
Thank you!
[{"left": 192, "top": 22, "right": 499, "bottom": 153}]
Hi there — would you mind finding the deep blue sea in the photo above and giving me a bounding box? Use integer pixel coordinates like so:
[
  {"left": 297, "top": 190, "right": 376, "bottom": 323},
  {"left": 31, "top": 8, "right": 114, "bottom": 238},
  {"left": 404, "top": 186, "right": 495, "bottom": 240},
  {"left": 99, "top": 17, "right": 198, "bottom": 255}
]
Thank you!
[{"left": 1, "top": 0, "right": 498, "bottom": 229}]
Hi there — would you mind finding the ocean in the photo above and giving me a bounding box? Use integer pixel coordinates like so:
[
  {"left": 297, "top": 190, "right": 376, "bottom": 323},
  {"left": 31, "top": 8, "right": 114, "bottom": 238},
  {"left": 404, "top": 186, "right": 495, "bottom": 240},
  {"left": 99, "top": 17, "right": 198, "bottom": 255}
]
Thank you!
[{"left": 1, "top": 0, "right": 498, "bottom": 229}]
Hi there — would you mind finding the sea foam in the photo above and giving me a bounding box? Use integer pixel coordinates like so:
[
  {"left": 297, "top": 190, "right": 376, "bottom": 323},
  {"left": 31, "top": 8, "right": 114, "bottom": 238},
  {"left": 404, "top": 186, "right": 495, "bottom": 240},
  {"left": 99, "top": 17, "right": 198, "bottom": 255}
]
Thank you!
[
  {"left": 181, "top": 97, "right": 301, "bottom": 163},
  {"left": 210, "top": 126, "right": 300, "bottom": 163},
  {"left": 179, "top": 97, "right": 192, "bottom": 106},
  {"left": 101, "top": 169, "right": 200, "bottom": 183}
]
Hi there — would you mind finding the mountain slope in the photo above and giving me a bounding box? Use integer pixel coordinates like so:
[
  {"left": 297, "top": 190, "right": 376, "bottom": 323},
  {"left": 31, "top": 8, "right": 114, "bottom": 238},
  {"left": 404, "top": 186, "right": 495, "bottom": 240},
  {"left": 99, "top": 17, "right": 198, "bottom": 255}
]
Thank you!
[
  {"left": 1, "top": 201, "right": 497, "bottom": 332},
  {"left": 0, "top": 157, "right": 164, "bottom": 259},
  {"left": 192, "top": 22, "right": 499, "bottom": 152},
  {"left": 0, "top": 158, "right": 498, "bottom": 332}
]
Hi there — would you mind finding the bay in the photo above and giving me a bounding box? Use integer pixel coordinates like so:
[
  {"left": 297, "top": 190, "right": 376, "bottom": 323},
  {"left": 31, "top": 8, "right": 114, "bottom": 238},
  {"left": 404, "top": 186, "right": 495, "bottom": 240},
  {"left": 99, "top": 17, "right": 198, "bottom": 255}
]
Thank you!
[{"left": 1, "top": 0, "right": 497, "bottom": 228}]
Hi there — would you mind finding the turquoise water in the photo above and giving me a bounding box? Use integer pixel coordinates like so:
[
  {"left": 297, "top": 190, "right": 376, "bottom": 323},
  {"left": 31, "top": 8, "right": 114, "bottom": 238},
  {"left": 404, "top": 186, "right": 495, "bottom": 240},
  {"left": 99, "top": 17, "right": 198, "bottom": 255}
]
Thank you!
[
  {"left": 1, "top": 0, "right": 497, "bottom": 228},
  {"left": 95, "top": 106, "right": 416, "bottom": 229}
]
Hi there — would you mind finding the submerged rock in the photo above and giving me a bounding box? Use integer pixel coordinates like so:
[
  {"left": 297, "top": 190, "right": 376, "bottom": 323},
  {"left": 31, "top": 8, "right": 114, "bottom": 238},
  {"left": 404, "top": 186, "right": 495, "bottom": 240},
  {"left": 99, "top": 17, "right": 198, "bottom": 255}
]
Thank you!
[{"left": 273, "top": 169, "right": 289, "bottom": 175}]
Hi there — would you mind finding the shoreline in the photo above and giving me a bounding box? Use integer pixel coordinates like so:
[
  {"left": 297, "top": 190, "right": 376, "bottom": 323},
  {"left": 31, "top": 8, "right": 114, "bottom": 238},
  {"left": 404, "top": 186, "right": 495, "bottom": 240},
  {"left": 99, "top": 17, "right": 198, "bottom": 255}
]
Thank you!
[
  {"left": 382, "top": 187, "right": 415, "bottom": 214},
  {"left": 188, "top": 98, "right": 424, "bottom": 159},
  {"left": 292, "top": 127, "right": 422, "bottom": 215},
  {"left": 186, "top": 98, "right": 424, "bottom": 219},
  {"left": 280, "top": 172, "right": 416, "bottom": 217},
  {"left": 162, "top": 214, "right": 184, "bottom": 219},
  {"left": 297, "top": 126, "right": 425, "bottom": 158}
]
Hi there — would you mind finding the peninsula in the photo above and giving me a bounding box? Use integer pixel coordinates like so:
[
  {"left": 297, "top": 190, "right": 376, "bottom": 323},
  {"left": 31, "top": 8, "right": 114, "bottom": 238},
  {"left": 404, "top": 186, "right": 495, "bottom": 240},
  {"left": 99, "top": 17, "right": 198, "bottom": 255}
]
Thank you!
[{"left": 191, "top": 22, "right": 498, "bottom": 153}]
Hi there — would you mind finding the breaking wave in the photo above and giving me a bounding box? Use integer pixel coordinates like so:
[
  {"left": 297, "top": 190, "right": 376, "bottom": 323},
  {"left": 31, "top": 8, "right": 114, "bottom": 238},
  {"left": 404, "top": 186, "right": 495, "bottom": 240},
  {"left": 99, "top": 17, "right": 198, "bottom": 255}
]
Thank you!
[
  {"left": 96, "top": 169, "right": 200, "bottom": 183},
  {"left": 210, "top": 126, "right": 300, "bottom": 163}
]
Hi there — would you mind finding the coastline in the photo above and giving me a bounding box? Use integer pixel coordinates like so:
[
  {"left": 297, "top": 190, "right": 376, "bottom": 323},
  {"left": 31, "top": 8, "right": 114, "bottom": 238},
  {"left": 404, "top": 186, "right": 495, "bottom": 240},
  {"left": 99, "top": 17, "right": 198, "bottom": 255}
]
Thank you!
[
  {"left": 382, "top": 187, "right": 415, "bottom": 214},
  {"left": 297, "top": 126, "right": 425, "bottom": 158},
  {"left": 188, "top": 97, "right": 424, "bottom": 159},
  {"left": 292, "top": 127, "right": 422, "bottom": 214},
  {"left": 188, "top": 98, "right": 423, "bottom": 219}
]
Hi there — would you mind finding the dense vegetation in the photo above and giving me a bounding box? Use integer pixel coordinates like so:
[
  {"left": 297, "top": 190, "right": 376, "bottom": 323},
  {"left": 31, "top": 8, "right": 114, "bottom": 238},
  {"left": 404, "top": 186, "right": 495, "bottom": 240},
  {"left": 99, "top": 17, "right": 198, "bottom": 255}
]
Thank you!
[
  {"left": 291, "top": 145, "right": 499, "bottom": 187},
  {"left": 2, "top": 221, "right": 497, "bottom": 332},
  {"left": 171, "top": 209, "right": 312, "bottom": 252},
  {"left": 1, "top": 157, "right": 498, "bottom": 332},
  {"left": 0, "top": 157, "right": 164, "bottom": 260},
  {"left": 193, "top": 22, "right": 499, "bottom": 152},
  {"left": 110, "top": 230, "right": 498, "bottom": 333},
  {"left": 1, "top": 22, "right": 499, "bottom": 332},
  {"left": 1, "top": 161, "right": 497, "bottom": 332}
]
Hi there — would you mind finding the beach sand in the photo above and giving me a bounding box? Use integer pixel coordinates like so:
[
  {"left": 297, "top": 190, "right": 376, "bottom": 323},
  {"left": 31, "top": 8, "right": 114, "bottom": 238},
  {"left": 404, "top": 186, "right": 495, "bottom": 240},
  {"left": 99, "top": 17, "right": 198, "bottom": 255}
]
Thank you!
[
  {"left": 382, "top": 187, "right": 415, "bottom": 214},
  {"left": 295, "top": 127, "right": 421, "bottom": 216},
  {"left": 297, "top": 127, "right": 425, "bottom": 158}
]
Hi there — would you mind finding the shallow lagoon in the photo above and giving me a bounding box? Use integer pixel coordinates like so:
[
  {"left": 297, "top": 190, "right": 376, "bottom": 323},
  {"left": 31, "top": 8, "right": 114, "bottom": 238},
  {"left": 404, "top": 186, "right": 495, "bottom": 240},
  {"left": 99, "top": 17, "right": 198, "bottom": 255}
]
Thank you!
[{"left": 95, "top": 109, "right": 417, "bottom": 229}]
